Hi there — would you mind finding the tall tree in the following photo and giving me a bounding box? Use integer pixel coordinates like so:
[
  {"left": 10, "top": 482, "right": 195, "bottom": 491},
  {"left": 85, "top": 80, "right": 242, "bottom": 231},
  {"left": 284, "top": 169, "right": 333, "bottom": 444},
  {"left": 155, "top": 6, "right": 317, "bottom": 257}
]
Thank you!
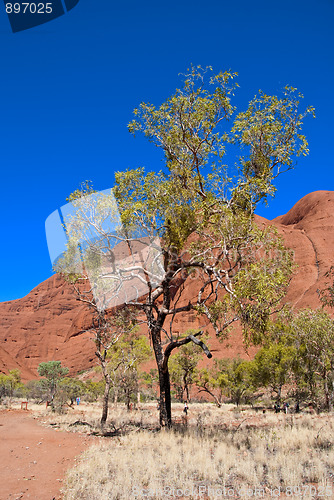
[{"left": 56, "top": 66, "right": 313, "bottom": 427}]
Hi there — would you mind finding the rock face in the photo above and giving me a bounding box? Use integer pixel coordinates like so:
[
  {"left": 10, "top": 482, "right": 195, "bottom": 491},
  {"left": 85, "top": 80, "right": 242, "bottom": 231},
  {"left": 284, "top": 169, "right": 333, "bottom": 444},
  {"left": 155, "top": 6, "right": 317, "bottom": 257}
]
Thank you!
[
  {"left": 1, "top": 191, "right": 333, "bottom": 381},
  {"left": 272, "top": 190, "right": 334, "bottom": 310},
  {"left": 0, "top": 275, "right": 95, "bottom": 380}
]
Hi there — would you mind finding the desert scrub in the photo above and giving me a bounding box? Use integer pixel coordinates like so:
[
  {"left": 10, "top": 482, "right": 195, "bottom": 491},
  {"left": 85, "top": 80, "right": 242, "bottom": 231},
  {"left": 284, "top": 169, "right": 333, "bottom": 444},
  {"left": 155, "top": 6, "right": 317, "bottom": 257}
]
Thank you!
[
  {"left": 63, "top": 418, "right": 334, "bottom": 499},
  {"left": 63, "top": 431, "right": 241, "bottom": 500}
]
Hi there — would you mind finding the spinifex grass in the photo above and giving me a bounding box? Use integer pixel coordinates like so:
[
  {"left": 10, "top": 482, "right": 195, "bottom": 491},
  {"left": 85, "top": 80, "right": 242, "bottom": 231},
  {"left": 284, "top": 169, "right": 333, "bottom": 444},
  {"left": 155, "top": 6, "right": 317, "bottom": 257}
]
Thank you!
[{"left": 62, "top": 409, "right": 334, "bottom": 499}]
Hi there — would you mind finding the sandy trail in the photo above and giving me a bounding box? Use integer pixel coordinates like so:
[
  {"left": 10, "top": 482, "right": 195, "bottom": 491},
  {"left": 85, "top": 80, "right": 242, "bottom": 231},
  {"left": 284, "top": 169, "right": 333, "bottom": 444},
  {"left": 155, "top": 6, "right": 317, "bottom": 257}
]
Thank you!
[{"left": 0, "top": 409, "right": 97, "bottom": 500}]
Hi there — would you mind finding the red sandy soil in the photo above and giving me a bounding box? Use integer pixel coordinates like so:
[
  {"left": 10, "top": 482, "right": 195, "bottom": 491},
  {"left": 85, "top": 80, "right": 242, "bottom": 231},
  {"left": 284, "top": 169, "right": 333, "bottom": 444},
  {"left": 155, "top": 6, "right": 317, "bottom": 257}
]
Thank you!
[{"left": 0, "top": 409, "right": 97, "bottom": 500}]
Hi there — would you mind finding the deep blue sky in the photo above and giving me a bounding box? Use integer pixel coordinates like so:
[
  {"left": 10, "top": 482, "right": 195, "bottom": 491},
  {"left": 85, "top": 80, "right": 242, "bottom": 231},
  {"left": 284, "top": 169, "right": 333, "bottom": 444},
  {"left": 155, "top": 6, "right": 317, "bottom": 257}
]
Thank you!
[{"left": 0, "top": 0, "right": 333, "bottom": 302}]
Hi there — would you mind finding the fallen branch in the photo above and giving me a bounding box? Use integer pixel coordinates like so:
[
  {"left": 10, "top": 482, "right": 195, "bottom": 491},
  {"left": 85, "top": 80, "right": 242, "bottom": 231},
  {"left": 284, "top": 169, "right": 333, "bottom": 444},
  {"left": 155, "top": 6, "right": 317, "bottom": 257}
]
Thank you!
[{"left": 69, "top": 420, "right": 93, "bottom": 428}]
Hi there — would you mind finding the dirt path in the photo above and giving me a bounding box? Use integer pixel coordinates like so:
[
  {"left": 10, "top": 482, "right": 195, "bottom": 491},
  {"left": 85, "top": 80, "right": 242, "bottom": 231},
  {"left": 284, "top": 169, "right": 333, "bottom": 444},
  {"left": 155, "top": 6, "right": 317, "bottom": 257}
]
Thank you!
[{"left": 0, "top": 409, "right": 97, "bottom": 500}]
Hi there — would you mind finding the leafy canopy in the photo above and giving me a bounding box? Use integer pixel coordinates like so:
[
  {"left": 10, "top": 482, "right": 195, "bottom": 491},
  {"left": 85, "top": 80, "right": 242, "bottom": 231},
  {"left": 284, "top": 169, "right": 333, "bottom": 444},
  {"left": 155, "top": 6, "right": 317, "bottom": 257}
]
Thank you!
[{"left": 117, "top": 65, "right": 314, "bottom": 248}]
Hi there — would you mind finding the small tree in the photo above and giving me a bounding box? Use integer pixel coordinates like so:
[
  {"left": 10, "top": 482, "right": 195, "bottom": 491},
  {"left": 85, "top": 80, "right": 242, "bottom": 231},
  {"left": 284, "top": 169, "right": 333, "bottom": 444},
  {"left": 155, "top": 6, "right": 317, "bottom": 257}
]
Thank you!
[
  {"left": 252, "top": 340, "right": 296, "bottom": 403},
  {"left": 140, "top": 369, "right": 158, "bottom": 401},
  {"left": 58, "top": 377, "right": 85, "bottom": 406},
  {"left": 107, "top": 330, "right": 151, "bottom": 409},
  {"left": 169, "top": 333, "right": 204, "bottom": 401},
  {"left": 37, "top": 361, "right": 69, "bottom": 403},
  {"left": 93, "top": 309, "right": 140, "bottom": 425},
  {"left": 54, "top": 181, "right": 145, "bottom": 427},
  {"left": 291, "top": 309, "right": 334, "bottom": 410},
  {"left": 216, "top": 358, "right": 256, "bottom": 406},
  {"left": 0, "top": 370, "right": 22, "bottom": 401},
  {"left": 195, "top": 365, "right": 225, "bottom": 407}
]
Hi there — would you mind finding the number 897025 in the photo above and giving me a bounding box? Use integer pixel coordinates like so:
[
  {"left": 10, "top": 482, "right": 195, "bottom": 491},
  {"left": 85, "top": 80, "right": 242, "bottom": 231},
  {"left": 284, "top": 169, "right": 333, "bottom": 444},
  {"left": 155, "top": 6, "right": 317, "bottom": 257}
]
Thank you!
[{"left": 6, "top": 3, "right": 53, "bottom": 14}]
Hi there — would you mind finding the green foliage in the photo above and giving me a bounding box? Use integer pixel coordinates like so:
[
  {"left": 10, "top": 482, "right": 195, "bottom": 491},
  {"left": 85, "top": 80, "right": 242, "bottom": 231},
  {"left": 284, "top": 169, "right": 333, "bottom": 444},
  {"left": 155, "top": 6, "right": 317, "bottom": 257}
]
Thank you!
[
  {"left": 37, "top": 361, "right": 69, "bottom": 400},
  {"left": 107, "top": 329, "right": 152, "bottom": 408},
  {"left": 215, "top": 358, "right": 257, "bottom": 406},
  {"left": 196, "top": 310, "right": 334, "bottom": 410},
  {"left": 231, "top": 86, "right": 315, "bottom": 203},
  {"left": 0, "top": 370, "right": 22, "bottom": 399},
  {"left": 290, "top": 309, "right": 334, "bottom": 409},
  {"left": 169, "top": 334, "right": 205, "bottom": 401},
  {"left": 252, "top": 337, "right": 296, "bottom": 402},
  {"left": 66, "top": 180, "right": 96, "bottom": 202},
  {"left": 190, "top": 215, "right": 295, "bottom": 343},
  {"left": 196, "top": 358, "right": 257, "bottom": 407},
  {"left": 83, "top": 380, "right": 105, "bottom": 402},
  {"left": 123, "top": 65, "right": 313, "bottom": 229},
  {"left": 250, "top": 310, "right": 334, "bottom": 409},
  {"left": 58, "top": 377, "right": 85, "bottom": 405}
]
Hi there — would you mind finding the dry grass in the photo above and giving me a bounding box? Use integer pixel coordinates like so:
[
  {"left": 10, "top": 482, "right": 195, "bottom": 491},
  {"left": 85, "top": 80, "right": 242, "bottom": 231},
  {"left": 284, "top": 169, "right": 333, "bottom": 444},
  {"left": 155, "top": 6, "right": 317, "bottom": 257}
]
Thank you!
[
  {"left": 59, "top": 405, "right": 334, "bottom": 499},
  {"left": 3, "top": 399, "right": 334, "bottom": 498}
]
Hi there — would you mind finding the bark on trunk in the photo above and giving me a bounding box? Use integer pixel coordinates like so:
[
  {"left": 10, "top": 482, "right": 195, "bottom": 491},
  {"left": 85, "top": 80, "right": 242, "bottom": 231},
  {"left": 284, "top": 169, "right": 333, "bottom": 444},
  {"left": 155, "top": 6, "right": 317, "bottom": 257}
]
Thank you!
[
  {"left": 149, "top": 323, "right": 211, "bottom": 428},
  {"left": 101, "top": 371, "right": 111, "bottom": 427},
  {"left": 158, "top": 363, "right": 172, "bottom": 427},
  {"left": 184, "top": 374, "right": 189, "bottom": 402},
  {"left": 150, "top": 326, "right": 172, "bottom": 427}
]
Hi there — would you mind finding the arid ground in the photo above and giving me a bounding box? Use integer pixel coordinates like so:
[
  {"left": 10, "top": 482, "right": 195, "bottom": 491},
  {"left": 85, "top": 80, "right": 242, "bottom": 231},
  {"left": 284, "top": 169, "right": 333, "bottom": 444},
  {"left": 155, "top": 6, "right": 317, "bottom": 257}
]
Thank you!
[
  {"left": 0, "top": 407, "right": 98, "bottom": 500},
  {"left": 2, "top": 401, "right": 334, "bottom": 499}
]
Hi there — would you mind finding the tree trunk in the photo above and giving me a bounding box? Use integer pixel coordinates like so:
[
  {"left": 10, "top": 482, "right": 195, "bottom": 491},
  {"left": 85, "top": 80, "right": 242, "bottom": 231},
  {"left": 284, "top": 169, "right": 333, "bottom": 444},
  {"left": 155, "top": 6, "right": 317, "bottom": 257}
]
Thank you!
[
  {"left": 126, "top": 388, "right": 131, "bottom": 411},
  {"left": 184, "top": 373, "right": 189, "bottom": 402},
  {"left": 101, "top": 371, "right": 111, "bottom": 427},
  {"left": 149, "top": 324, "right": 211, "bottom": 427},
  {"left": 158, "top": 363, "right": 172, "bottom": 427},
  {"left": 150, "top": 326, "right": 173, "bottom": 427}
]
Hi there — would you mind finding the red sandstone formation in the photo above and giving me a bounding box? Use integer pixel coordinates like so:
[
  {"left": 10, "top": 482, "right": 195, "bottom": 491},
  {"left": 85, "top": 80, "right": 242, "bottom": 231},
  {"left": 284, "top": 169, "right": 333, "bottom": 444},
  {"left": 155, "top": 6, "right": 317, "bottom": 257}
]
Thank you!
[
  {"left": 0, "top": 191, "right": 333, "bottom": 381},
  {"left": 0, "top": 275, "right": 95, "bottom": 380}
]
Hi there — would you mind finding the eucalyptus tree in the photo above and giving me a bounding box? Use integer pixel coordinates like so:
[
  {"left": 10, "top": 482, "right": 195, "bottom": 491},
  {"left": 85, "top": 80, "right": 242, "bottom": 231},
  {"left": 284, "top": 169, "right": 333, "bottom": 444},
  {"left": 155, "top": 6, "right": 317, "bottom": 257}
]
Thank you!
[
  {"left": 37, "top": 361, "right": 69, "bottom": 403},
  {"left": 106, "top": 328, "right": 151, "bottom": 409},
  {"left": 169, "top": 333, "right": 204, "bottom": 401},
  {"left": 54, "top": 66, "right": 313, "bottom": 427},
  {"left": 291, "top": 309, "right": 334, "bottom": 410}
]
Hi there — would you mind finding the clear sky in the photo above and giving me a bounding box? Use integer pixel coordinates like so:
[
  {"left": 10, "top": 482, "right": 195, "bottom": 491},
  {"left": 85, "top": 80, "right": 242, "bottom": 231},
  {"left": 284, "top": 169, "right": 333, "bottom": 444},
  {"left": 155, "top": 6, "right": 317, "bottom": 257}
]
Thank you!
[{"left": 0, "top": 0, "right": 333, "bottom": 302}]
